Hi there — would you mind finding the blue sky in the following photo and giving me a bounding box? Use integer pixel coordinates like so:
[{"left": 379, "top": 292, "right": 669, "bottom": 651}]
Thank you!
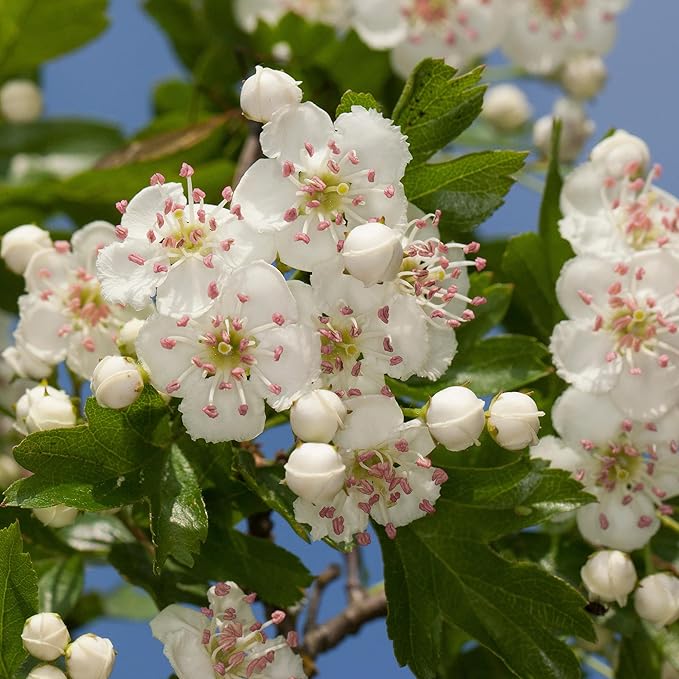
[{"left": 40, "top": 1, "right": 679, "bottom": 677}]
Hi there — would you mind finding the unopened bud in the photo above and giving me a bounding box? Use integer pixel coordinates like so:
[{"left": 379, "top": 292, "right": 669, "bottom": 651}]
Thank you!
[
  {"left": 342, "top": 223, "right": 403, "bottom": 287},
  {"left": 590, "top": 130, "right": 651, "bottom": 179},
  {"left": 425, "top": 386, "right": 485, "bottom": 452},
  {"left": 66, "top": 634, "right": 116, "bottom": 679},
  {"left": 561, "top": 54, "right": 607, "bottom": 100},
  {"left": 284, "top": 442, "right": 346, "bottom": 504},
  {"left": 534, "top": 99, "right": 594, "bottom": 163},
  {"left": 487, "top": 392, "right": 544, "bottom": 451},
  {"left": 28, "top": 666, "right": 68, "bottom": 679},
  {"left": 21, "top": 613, "right": 70, "bottom": 661},
  {"left": 0, "top": 79, "right": 43, "bottom": 123},
  {"left": 290, "top": 390, "right": 347, "bottom": 443},
  {"left": 634, "top": 573, "right": 679, "bottom": 627},
  {"left": 32, "top": 505, "right": 79, "bottom": 528},
  {"left": 1, "top": 224, "right": 51, "bottom": 274},
  {"left": 91, "top": 355, "right": 144, "bottom": 409},
  {"left": 240, "top": 66, "right": 302, "bottom": 123},
  {"left": 117, "top": 318, "right": 146, "bottom": 356},
  {"left": 580, "top": 550, "right": 637, "bottom": 607},
  {"left": 481, "top": 84, "right": 532, "bottom": 132},
  {"left": 15, "top": 386, "right": 75, "bottom": 435}
]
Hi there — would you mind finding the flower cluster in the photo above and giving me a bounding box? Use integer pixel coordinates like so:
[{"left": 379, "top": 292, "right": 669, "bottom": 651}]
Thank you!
[
  {"left": 151, "top": 582, "right": 305, "bottom": 679},
  {"left": 534, "top": 130, "right": 679, "bottom": 551}
]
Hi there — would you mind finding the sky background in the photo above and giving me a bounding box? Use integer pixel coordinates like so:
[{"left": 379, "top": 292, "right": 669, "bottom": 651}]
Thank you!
[{"left": 37, "top": 1, "right": 679, "bottom": 677}]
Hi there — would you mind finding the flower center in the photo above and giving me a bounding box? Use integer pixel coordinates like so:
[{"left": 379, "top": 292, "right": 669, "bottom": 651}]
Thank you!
[
  {"left": 536, "top": 0, "right": 586, "bottom": 19},
  {"left": 297, "top": 172, "right": 350, "bottom": 218},
  {"left": 406, "top": 0, "right": 450, "bottom": 24},
  {"left": 318, "top": 315, "right": 363, "bottom": 377},
  {"left": 66, "top": 276, "right": 110, "bottom": 327}
]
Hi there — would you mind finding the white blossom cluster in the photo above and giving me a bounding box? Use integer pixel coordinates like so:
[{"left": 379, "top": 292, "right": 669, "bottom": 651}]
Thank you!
[{"left": 533, "top": 130, "right": 679, "bottom": 552}]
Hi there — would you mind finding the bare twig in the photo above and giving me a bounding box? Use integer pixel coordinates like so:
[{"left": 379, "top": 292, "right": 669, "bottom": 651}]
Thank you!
[
  {"left": 233, "top": 121, "right": 263, "bottom": 186},
  {"left": 304, "top": 564, "right": 342, "bottom": 636},
  {"left": 302, "top": 588, "right": 387, "bottom": 659},
  {"left": 345, "top": 548, "right": 363, "bottom": 604}
]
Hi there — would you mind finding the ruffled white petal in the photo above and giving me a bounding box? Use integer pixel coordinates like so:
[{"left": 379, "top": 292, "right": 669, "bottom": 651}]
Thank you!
[
  {"left": 121, "top": 182, "right": 185, "bottom": 238},
  {"left": 335, "top": 395, "right": 404, "bottom": 450},
  {"left": 555, "top": 255, "right": 615, "bottom": 320},
  {"left": 155, "top": 256, "right": 219, "bottom": 318}
]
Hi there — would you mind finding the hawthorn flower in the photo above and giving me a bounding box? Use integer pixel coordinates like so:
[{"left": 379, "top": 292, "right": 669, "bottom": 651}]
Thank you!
[
  {"left": 351, "top": 0, "right": 505, "bottom": 78},
  {"left": 15, "top": 385, "right": 76, "bottom": 435},
  {"left": 234, "top": 0, "right": 349, "bottom": 33},
  {"left": 97, "top": 164, "right": 275, "bottom": 317},
  {"left": 292, "top": 395, "right": 447, "bottom": 543},
  {"left": 0, "top": 79, "right": 43, "bottom": 123},
  {"left": 150, "top": 582, "right": 306, "bottom": 679},
  {"left": 481, "top": 84, "right": 533, "bottom": 132},
  {"left": 533, "top": 98, "right": 594, "bottom": 163},
  {"left": 580, "top": 549, "right": 637, "bottom": 606},
  {"left": 560, "top": 139, "right": 679, "bottom": 258},
  {"left": 240, "top": 66, "right": 302, "bottom": 124},
  {"left": 1, "top": 223, "right": 51, "bottom": 275},
  {"left": 502, "top": 0, "right": 629, "bottom": 75},
  {"left": 551, "top": 251, "right": 679, "bottom": 419},
  {"left": 232, "top": 102, "right": 411, "bottom": 272},
  {"left": 634, "top": 574, "right": 679, "bottom": 627},
  {"left": 531, "top": 387, "right": 679, "bottom": 551},
  {"left": 137, "top": 261, "right": 318, "bottom": 442}
]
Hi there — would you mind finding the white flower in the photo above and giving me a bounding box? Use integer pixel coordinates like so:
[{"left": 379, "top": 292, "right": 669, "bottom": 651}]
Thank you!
[
  {"left": 559, "top": 137, "right": 678, "bottom": 258},
  {"left": 533, "top": 98, "right": 594, "bottom": 163},
  {"left": 341, "top": 222, "right": 403, "bottom": 287},
  {"left": 531, "top": 387, "right": 679, "bottom": 551},
  {"left": 580, "top": 550, "right": 637, "bottom": 606},
  {"left": 137, "top": 261, "right": 318, "bottom": 442},
  {"left": 290, "top": 269, "right": 425, "bottom": 397},
  {"left": 12, "top": 221, "right": 137, "bottom": 380},
  {"left": 15, "top": 385, "right": 75, "bottom": 435},
  {"left": 634, "top": 573, "right": 679, "bottom": 627},
  {"left": 425, "top": 386, "right": 485, "bottom": 451},
  {"left": 293, "top": 395, "right": 446, "bottom": 543},
  {"left": 351, "top": 0, "right": 505, "bottom": 78},
  {"left": 232, "top": 102, "right": 410, "bottom": 272},
  {"left": 151, "top": 582, "right": 306, "bottom": 679},
  {"left": 561, "top": 54, "right": 607, "bottom": 100},
  {"left": 2, "top": 342, "right": 53, "bottom": 380},
  {"left": 0, "top": 79, "right": 43, "bottom": 123},
  {"left": 551, "top": 251, "right": 679, "bottom": 419},
  {"left": 481, "top": 84, "right": 533, "bottom": 132},
  {"left": 240, "top": 66, "right": 303, "bottom": 124},
  {"left": 235, "top": 0, "right": 349, "bottom": 32},
  {"left": 32, "top": 505, "right": 79, "bottom": 528},
  {"left": 284, "top": 442, "right": 346, "bottom": 503},
  {"left": 117, "top": 317, "right": 146, "bottom": 356},
  {"left": 487, "top": 391, "right": 544, "bottom": 451},
  {"left": 289, "top": 389, "right": 347, "bottom": 443},
  {"left": 97, "top": 164, "right": 275, "bottom": 317},
  {"left": 502, "top": 0, "right": 629, "bottom": 75},
  {"left": 27, "top": 666, "right": 67, "bottom": 679},
  {"left": 22, "top": 613, "right": 70, "bottom": 661},
  {"left": 65, "top": 634, "right": 115, "bottom": 679},
  {"left": 1, "top": 224, "right": 51, "bottom": 274},
  {"left": 91, "top": 355, "right": 144, "bottom": 409}
]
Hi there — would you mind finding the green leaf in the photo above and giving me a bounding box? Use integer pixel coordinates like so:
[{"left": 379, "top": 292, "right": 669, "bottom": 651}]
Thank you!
[
  {"left": 336, "top": 90, "right": 382, "bottom": 117},
  {"left": 0, "top": 522, "right": 38, "bottom": 679},
  {"left": 617, "top": 621, "right": 662, "bottom": 679},
  {"left": 392, "top": 59, "right": 485, "bottom": 164},
  {"left": 0, "top": 0, "right": 108, "bottom": 77},
  {"left": 502, "top": 232, "right": 562, "bottom": 342},
  {"left": 379, "top": 456, "right": 595, "bottom": 679},
  {"left": 538, "top": 120, "right": 574, "bottom": 284},
  {"left": 37, "top": 555, "right": 84, "bottom": 617},
  {"left": 403, "top": 151, "right": 527, "bottom": 239}
]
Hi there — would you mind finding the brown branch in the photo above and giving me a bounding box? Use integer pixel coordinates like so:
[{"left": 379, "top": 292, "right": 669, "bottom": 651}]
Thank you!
[
  {"left": 304, "top": 563, "right": 341, "bottom": 636},
  {"left": 345, "top": 548, "right": 363, "bottom": 604},
  {"left": 233, "top": 121, "right": 263, "bottom": 186},
  {"left": 302, "top": 588, "right": 387, "bottom": 659}
]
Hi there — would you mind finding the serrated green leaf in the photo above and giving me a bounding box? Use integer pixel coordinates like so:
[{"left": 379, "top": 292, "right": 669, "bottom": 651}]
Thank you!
[
  {"left": 0, "top": 0, "right": 108, "bottom": 78},
  {"left": 404, "top": 151, "right": 527, "bottom": 239},
  {"left": 379, "top": 456, "right": 595, "bottom": 679},
  {"left": 37, "top": 555, "right": 84, "bottom": 617},
  {"left": 336, "top": 90, "right": 382, "bottom": 117},
  {"left": 0, "top": 522, "right": 38, "bottom": 679},
  {"left": 392, "top": 59, "right": 485, "bottom": 164}
]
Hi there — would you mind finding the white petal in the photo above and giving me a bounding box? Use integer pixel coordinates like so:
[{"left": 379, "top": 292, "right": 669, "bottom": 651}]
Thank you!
[
  {"left": 207, "top": 583, "right": 256, "bottom": 627},
  {"left": 293, "top": 490, "right": 368, "bottom": 543},
  {"left": 150, "top": 605, "right": 204, "bottom": 644},
  {"left": 399, "top": 419, "right": 436, "bottom": 459},
  {"left": 275, "top": 222, "right": 339, "bottom": 272},
  {"left": 72, "top": 221, "right": 116, "bottom": 272},
  {"left": 374, "top": 467, "right": 441, "bottom": 528},
  {"left": 555, "top": 255, "right": 616, "bottom": 320},
  {"left": 560, "top": 162, "right": 608, "bottom": 216},
  {"left": 335, "top": 395, "right": 404, "bottom": 450},
  {"left": 121, "top": 182, "right": 185, "bottom": 238},
  {"left": 559, "top": 213, "right": 629, "bottom": 259},
  {"left": 390, "top": 34, "right": 451, "bottom": 79},
  {"left": 16, "top": 295, "right": 68, "bottom": 363},
  {"left": 350, "top": 0, "right": 407, "bottom": 49},
  {"left": 155, "top": 257, "right": 219, "bottom": 318},
  {"left": 530, "top": 435, "right": 586, "bottom": 475},
  {"left": 210, "top": 206, "right": 276, "bottom": 266},
  {"left": 159, "top": 629, "right": 213, "bottom": 679},
  {"left": 66, "top": 327, "right": 118, "bottom": 380},
  {"left": 264, "top": 641, "right": 306, "bottom": 679},
  {"left": 632, "top": 250, "right": 679, "bottom": 300},
  {"left": 24, "top": 249, "right": 74, "bottom": 294},
  {"left": 552, "top": 387, "right": 624, "bottom": 445}
]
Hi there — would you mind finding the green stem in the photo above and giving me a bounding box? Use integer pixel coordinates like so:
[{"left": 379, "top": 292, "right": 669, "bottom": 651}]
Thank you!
[
  {"left": 265, "top": 413, "right": 289, "bottom": 430},
  {"left": 659, "top": 512, "right": 679, "bottom": 535},
  {"left": 402, "top": 407, "right": 424, "bottom": 420}
]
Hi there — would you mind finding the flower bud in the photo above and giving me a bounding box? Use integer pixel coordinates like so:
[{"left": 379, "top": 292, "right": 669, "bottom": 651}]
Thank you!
[
  {"left": 65, "top": 634, "right": 116, "bottom": 679},
  {"left": 91, "top": 355, "right": 144, "bottom": 409},
  {"left": 487, "top": 392, "right": 544, "bottom": 451},
  {"left": 290, "top": 390, "right": 347, "bottom": 443},
  {"left": 634, "top": 573, "right": 679, "bottom": 627},
  {"left": 0, "top": 79, "right": 43, "bottom": 123},
  {"left": 284, "top": 442, "right": 346, "bottom": 504},
  {"left": 580, "top": 550, "right": 637, "bottom": 606},
  {"left": 425, "top": 386, "right": 485, "bottom": 452},
  {"left": 561, "top": 54, "right": 607, "bottom": 100},
  {"left": 118, "top": 318, "right": 146, "bottom": 356},
  {"left": 481, "top": 84, "right": 532, "bottom": 132},
  {"left": 32, "top": 505, "right": 79, "bottom": 528},
  {"left": 590, "top": 130, "right": 650, "bottom": 179},
  {"left": 240, "top": 66, "right": 302, "bottom": 123},
  {"left": 28, "top": 666, "right": 68, "bottom": 679},
  {"left": 342, "top": 223, "right": 403, "bottom": 287},
  {"left": 1, "top": 224, "right": 52, "bottom": 275},
  {"left": 15, "top": 386, "right": 75, "bottom": 435},
  {"left": 534, "top": 99, "right": 594, "bottom": 163},
  {"left": 21, "top": 613, "right": 70, "bottom": 661}
]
